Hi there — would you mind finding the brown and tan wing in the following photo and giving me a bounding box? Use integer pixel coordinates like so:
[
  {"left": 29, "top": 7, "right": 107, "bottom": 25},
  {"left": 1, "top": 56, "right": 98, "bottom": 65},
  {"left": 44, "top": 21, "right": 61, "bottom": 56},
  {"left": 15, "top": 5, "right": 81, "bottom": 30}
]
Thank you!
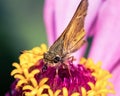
[
  {"left": 63, "top": 0, "right": 88, "bottom": 54},
  {"left": 49, "top": 0, "right": 88, "bottom": 56}
]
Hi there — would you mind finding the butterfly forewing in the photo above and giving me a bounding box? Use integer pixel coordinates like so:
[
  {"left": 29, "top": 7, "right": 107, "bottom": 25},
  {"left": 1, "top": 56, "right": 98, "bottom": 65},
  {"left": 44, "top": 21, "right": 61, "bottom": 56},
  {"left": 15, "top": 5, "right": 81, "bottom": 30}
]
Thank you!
[{"left": 63, "top": 0, "right": 88, "bottom": 54}]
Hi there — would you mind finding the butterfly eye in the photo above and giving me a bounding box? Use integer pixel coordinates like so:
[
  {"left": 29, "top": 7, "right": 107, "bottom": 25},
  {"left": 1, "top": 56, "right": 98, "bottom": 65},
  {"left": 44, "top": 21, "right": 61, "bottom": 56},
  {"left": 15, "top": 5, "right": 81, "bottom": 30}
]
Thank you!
[{"left": 53, "top": 56, "right": 61, "bottom": 63}]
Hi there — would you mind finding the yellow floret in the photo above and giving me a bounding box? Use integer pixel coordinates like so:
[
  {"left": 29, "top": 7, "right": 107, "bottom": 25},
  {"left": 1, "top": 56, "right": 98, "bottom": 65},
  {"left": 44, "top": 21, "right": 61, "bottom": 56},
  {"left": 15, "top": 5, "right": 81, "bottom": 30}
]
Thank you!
[{"left": 80, "top": 57, "right": 115, "bottom": 96}]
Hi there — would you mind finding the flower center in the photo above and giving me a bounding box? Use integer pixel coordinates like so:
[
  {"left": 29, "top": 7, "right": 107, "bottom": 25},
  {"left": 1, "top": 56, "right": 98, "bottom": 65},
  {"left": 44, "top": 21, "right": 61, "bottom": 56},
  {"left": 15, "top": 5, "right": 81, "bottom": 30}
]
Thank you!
[{"left": 33, "top": 59, "right": 96, "bottom": 95}]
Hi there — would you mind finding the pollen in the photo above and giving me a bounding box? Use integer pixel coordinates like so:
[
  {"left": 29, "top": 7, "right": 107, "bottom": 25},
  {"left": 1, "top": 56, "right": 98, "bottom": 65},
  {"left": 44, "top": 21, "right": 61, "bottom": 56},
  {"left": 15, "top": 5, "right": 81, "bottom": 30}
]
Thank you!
[{"left": 8, "top": 44, "right": 115, "bottom": 96}]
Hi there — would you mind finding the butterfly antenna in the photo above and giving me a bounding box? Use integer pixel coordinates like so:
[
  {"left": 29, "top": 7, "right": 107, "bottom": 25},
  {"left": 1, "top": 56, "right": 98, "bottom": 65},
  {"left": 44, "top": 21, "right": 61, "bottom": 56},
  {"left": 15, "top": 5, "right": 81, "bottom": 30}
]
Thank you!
[{"left": 19, "top": 50, "right": 37, "bottom": 55}]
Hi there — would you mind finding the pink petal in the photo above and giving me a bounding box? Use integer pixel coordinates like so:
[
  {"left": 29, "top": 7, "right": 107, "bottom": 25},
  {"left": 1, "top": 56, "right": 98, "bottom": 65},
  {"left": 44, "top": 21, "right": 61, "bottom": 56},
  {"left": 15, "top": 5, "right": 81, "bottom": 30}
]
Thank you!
[
  {"left": 54, "top": 0, "right": 80, "bottom": 37},
  {"left": 88, "top": 1, "right": 120, "bottom": 95},
  {"left": 88, "top": 0, "right": 120, "bottom": 70},
  {"left": 110, "top": 61, "right": 120, "bottom": 96},
  {"left": 85, "top": 0, "right": 103, "bottom": 36},
  {"left": 44, "top": 0, "right": 56, "bottom": 46}
]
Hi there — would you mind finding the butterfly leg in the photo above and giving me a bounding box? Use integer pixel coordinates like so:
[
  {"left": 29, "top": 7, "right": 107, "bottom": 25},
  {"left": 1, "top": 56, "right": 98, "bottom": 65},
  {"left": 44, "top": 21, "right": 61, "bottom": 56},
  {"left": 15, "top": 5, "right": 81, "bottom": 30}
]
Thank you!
[
  {"left": 42, "top": 63, "right": 48, "bottom": 72},
  {"left": 62, "top": 62, "right": 72, "bottom": 77},
  {"left": 67, "top": 64, "right": 72, "bottom": 77},
  {"left": 67, "top": 56, "right": 76, "bottom": 63}
]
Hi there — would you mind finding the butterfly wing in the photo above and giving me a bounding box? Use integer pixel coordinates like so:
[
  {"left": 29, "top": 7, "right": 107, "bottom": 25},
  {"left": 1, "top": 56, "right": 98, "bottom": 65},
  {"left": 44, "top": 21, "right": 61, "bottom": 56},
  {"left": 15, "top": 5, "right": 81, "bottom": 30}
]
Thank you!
[
  {"left": 49, "top": 0, "right": 88, "bottom": 57},
  {"left": 63, "top": 0, "right": 88, "bottom": 54}
]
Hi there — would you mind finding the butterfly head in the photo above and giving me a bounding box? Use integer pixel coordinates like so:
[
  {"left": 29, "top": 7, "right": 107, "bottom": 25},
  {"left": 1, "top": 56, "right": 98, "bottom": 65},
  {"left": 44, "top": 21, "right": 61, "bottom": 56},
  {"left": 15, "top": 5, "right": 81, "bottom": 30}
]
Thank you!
[{"left": 43, "top": 51, "right": 62, "bottom": 64}]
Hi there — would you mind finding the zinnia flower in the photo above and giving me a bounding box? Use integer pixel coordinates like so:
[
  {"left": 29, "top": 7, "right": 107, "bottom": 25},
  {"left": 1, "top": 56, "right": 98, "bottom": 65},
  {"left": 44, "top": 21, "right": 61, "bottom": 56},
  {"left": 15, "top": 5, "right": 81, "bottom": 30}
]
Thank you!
[
  {"left": 44, "top": 0, "right": 120, "bottom": 96},
  {"left": 6, "top": 44, "right": 114, "bottom": 96},
  {"left": 6, "top": 0, "right": 118, "bottom": 96}
]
